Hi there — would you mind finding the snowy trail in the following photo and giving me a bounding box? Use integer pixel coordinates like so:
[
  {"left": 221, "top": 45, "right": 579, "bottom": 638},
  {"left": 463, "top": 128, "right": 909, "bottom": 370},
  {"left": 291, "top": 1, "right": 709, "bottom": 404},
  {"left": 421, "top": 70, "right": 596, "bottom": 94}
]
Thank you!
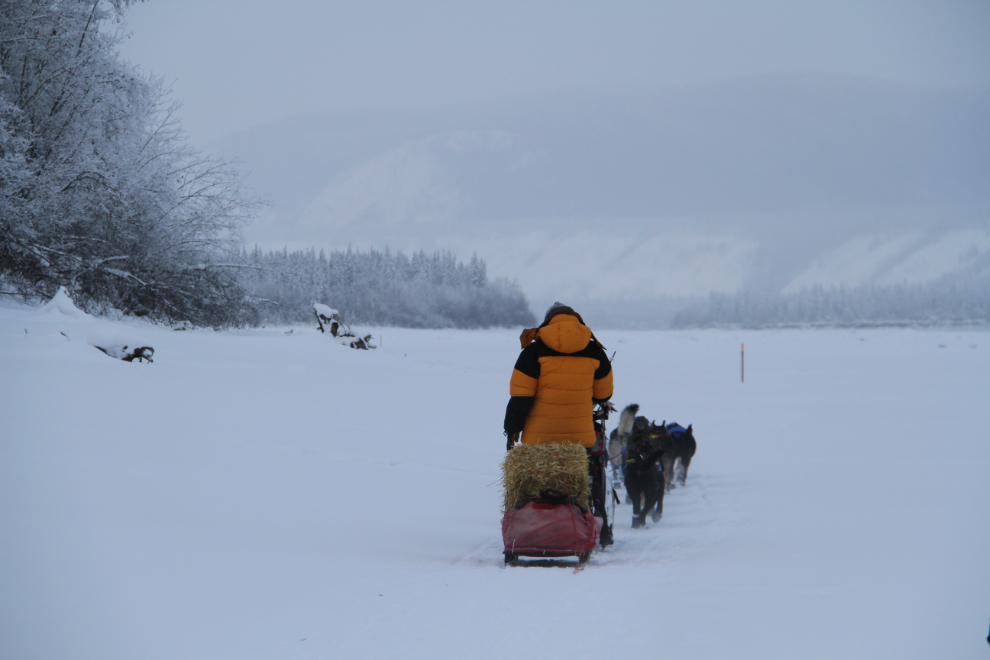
[{"left": 2, "top": 302, "right": 989, "bottom": 659}]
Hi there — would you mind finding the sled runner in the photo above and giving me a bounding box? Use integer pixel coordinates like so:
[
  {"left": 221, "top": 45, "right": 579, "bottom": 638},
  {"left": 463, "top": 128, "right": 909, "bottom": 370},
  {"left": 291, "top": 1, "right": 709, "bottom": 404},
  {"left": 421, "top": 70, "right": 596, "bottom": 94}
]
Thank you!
[{"left": 501, "top": 404, "right": 615, "bottom": 566}]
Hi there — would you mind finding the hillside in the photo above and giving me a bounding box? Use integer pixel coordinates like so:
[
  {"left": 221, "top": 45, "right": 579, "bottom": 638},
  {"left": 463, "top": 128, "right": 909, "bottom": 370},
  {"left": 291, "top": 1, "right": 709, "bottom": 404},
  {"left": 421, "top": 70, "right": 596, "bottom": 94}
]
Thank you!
[{"left": 212, "top": 74, "right": 990, "bottom": 315}]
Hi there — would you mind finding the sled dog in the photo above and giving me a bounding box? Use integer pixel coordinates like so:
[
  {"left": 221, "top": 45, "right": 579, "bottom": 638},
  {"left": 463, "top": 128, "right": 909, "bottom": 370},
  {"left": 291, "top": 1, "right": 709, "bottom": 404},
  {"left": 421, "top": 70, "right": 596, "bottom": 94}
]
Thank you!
[
  {"left": 607, "top": 403, "right": 639, "bottom": 465},
  {"left": 649, "top": 423, "right": 696, "bottom": 492}
]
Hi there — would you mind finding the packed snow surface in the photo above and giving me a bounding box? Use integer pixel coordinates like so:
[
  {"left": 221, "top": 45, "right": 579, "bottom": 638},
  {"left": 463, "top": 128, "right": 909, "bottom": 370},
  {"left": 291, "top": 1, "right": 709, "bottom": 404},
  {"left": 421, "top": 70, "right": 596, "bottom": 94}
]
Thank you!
[{"left": 1, "top": 300, "right": 988, "bottom": 659}]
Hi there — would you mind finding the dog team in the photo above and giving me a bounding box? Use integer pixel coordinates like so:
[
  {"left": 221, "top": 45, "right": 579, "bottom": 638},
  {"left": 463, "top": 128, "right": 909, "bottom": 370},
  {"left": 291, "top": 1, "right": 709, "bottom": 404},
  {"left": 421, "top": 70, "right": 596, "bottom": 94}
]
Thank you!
[{"left": 608, "top": 404, "right": 697, "bottom": 529}]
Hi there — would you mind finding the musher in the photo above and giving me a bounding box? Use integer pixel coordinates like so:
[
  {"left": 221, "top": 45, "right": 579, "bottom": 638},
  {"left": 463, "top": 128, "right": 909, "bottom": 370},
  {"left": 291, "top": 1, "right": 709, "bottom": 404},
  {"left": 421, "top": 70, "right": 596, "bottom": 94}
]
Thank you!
[{"left": 503, "top": 302, "right": 615, "bottom": 546}]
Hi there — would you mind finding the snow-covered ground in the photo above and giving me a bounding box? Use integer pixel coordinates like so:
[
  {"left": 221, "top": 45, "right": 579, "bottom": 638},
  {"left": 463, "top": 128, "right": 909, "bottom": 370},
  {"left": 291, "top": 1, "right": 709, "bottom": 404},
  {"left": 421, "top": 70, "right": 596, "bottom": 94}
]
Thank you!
[{"left": 2, "top": 298, "right": 988, "bottom": 659}]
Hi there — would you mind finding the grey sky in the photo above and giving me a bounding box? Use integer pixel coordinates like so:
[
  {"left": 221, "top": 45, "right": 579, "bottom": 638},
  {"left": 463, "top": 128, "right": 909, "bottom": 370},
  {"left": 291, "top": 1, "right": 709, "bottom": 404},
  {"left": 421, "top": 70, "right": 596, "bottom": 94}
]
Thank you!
[
  {"left": 119, "top": 0, "right": 990, "bottom": 145},
  {"left": 115, "top": 0, "right": 990, "bottom": 314}
]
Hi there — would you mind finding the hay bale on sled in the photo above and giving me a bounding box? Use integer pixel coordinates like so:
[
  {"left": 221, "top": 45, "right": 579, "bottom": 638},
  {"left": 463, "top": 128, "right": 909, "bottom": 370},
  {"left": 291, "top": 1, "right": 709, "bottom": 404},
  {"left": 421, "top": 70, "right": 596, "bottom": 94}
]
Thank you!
[{"left": 500, "top": 444, "right": 590, "bottom": 512}]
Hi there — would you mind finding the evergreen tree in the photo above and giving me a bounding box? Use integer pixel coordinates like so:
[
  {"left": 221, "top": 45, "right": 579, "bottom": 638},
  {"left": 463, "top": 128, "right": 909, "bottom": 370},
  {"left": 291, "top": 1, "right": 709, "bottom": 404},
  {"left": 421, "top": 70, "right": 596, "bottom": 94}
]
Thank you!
[{"left": 238, "top": 245, "right": 536, "bottom": 328}]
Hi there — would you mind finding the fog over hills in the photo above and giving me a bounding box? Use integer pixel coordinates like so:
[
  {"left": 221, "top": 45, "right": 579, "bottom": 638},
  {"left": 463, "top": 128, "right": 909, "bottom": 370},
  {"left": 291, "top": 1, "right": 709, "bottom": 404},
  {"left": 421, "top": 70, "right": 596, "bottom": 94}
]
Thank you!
[{"left": 213, "top": 74, "right": 990, "bottom": 323}]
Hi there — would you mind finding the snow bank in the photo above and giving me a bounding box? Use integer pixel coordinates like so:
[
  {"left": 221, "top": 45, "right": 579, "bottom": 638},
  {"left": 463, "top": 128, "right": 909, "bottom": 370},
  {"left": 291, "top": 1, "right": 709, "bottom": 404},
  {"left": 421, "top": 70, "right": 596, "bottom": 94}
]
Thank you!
[
  {"left": 25, "top": 289, "right": 156, "bottom": 361},
  {"left": 39, "top": 285, "right": 89, "bottom": 319}
]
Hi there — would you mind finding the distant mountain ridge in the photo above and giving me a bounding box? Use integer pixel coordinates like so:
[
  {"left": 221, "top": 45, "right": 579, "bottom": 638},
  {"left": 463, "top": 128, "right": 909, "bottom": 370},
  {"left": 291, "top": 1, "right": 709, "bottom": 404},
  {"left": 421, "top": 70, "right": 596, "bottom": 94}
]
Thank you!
[{"left": 211, "top": 74, "right": 990, "bottom": 317}]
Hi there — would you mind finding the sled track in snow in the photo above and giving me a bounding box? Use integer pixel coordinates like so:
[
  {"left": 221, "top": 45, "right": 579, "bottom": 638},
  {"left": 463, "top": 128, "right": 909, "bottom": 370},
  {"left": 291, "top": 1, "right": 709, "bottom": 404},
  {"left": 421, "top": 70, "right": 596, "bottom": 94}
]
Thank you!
[
  {"left": 455, "top": 472, "right": 742, "bottom": 569},
  {"left": 587, "top": 472, "right": 741, "bottom": 568}
]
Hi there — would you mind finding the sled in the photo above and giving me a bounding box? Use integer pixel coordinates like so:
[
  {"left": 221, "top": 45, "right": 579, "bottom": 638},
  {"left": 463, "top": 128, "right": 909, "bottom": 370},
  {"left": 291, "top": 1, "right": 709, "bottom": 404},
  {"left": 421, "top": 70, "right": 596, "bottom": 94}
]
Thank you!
[
  {"left": 502, "top": 403, "right": 615, "bottom": 566},
  {"left": 502, "top": 498, "right": 602, "bottom": 565}
]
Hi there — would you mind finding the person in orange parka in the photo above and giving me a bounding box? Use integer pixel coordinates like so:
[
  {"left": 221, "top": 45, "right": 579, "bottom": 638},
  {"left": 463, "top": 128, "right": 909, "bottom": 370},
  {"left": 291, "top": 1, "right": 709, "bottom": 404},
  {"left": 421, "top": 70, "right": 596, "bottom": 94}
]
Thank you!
[{"left": 504, "top": 302, "right": 614, "bottom": 448}]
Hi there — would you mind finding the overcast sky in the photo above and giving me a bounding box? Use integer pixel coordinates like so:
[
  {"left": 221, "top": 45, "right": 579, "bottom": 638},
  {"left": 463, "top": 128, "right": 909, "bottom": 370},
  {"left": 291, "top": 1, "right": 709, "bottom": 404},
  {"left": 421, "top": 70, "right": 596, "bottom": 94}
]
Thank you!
[{"left": 118, "top": 0, "right": 990, "bottom": 146}]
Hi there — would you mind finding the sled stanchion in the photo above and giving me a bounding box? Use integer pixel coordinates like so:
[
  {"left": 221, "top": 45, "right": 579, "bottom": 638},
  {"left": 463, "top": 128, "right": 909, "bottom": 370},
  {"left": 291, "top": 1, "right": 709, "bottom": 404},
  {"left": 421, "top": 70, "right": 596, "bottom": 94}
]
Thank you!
[{"left": 741, "top": 343, "right": 745, "bottom": 383}]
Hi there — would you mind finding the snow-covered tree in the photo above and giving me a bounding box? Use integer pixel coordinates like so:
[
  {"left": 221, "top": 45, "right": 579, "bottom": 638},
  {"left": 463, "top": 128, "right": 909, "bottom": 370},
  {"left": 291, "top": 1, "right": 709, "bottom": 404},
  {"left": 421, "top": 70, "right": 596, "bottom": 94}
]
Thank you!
[{"left": 1, "top": 0, "right": 256, "bottom": 326}]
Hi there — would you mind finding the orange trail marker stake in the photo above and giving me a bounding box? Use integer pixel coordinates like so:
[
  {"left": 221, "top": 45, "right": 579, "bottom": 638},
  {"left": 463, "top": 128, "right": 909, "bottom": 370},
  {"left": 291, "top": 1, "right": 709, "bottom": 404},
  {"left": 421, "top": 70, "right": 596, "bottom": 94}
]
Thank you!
[{"left": 741, "top": 343, "right": 745, "bottom": 383}]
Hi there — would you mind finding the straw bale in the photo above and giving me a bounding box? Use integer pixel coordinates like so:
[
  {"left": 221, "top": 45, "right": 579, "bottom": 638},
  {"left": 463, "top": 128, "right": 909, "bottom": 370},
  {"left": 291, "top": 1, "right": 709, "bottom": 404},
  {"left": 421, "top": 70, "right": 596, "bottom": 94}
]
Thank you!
[{"left": 500, "top": 444, "right": 590, "bottom": 512}]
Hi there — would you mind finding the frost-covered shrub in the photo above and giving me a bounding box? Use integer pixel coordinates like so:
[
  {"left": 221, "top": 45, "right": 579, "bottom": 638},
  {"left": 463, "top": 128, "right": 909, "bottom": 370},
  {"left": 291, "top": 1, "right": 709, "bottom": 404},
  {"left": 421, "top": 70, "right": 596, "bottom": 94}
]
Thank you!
[{"left": 1, "top": 1, "right": 256, "bottom": 327}]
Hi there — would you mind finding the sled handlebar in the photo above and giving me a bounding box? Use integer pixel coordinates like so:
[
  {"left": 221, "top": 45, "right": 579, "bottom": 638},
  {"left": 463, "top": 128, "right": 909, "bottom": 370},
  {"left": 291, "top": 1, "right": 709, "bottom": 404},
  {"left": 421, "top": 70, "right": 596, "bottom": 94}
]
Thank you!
[{"left": 593, "top": 402, "right": 616, "bottom": 421}]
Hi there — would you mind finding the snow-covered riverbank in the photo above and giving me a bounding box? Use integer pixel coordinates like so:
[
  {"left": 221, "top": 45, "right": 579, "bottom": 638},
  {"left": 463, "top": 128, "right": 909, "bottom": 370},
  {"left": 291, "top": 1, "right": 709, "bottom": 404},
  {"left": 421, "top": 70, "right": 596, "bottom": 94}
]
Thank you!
[{"left": 2, "top": 299, "right": 988, "bottom": 659}]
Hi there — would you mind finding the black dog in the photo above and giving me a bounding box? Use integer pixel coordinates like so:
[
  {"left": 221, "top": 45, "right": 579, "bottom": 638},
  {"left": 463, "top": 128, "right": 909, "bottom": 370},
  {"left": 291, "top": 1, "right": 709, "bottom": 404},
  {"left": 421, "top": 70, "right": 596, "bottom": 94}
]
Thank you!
[
  {"left": 624, "top": 433, "right": 665, "bottom": 528},
  {"left": 648, "top": 423, "right": 696, "bottom": 492}
]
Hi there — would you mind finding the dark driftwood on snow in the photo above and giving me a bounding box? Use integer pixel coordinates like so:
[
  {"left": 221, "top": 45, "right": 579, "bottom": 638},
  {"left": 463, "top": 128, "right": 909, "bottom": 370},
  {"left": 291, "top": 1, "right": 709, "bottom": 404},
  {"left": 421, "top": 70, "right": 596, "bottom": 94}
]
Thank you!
[
  {"left": 95, "top": 345, "right": 155, "bottom": 363},
  {"left": 349, "top": 335, "right": 376, "bottom": 350}
]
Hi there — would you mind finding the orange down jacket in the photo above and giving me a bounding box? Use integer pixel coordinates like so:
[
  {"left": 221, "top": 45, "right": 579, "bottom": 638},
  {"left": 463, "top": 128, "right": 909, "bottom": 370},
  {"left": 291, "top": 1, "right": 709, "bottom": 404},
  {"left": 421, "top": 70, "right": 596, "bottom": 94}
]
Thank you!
[{"left": 503, "top": 314, "right": 613, "bottom": 447}]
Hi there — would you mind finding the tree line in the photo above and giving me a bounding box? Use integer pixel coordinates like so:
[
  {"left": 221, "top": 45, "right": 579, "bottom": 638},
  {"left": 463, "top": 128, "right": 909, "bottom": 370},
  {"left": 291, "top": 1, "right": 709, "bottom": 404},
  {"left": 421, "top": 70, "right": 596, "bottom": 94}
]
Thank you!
[
  {"left": 670, "top": 279, "right": 990, "bottom": 329},
  {"left": 239, "top": 246, "right": 536, "bottom": 329}
]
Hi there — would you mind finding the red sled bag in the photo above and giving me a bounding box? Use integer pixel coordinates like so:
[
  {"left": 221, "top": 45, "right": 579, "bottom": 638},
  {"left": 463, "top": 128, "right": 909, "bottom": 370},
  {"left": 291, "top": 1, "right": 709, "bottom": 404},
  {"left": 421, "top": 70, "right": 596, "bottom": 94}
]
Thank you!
[{"left": 502, "top": 500, "right": 602, "bottom": 558}]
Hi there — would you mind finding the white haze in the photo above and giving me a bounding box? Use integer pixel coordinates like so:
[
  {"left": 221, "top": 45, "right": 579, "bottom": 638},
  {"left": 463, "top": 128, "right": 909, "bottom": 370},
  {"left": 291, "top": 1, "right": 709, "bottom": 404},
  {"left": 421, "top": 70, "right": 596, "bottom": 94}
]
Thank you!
[
  {"left": 209, "top": 79, "right": 990, "bottom": 319},
  {"left": 118, "top": 1, "right": 990, "bottom": 323}
]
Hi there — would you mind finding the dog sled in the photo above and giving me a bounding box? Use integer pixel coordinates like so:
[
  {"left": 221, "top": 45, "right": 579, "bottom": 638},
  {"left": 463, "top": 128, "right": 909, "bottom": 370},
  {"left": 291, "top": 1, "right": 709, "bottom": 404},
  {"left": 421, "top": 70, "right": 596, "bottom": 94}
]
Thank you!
[{"left": 501, "top": 404, "right": 616, "bottom": 566}]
